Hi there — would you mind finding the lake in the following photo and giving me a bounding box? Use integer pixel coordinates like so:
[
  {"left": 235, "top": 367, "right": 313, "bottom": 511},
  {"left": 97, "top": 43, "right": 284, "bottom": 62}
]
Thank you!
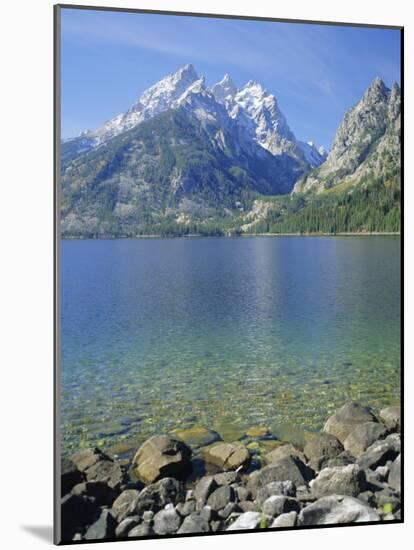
[{"left": 60, "top": 236, "right": 401, "bottom": 456}]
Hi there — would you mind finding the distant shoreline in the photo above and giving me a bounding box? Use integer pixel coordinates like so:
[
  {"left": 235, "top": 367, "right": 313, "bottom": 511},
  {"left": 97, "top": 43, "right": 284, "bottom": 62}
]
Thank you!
[{"left": 61, "top": 232, "right": 400, "bottom": 240}]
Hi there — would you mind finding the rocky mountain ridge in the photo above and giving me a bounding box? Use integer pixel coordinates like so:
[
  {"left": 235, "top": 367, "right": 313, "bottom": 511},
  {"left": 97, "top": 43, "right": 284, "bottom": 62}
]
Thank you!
[
  {"left": 294, "top": 78, "right": 401, "bottom": 194},
  {"left": 60, "top": 68, "right": 401, "bottom": 237},
  {"left": 63, "top": 64, "right": 326, "bottom": 168}
]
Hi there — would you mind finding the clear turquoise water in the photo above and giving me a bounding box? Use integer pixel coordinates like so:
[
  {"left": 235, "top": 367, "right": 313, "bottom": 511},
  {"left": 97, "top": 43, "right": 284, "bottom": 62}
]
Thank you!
[{"left": 60, "top": 236, "right": 401, "bottom": 455}]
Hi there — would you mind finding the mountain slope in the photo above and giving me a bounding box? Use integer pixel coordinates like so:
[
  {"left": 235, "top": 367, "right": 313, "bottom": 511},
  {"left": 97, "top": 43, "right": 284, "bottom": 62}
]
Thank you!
[
  {"left": 61, "top": 108, "right": 300, "bottom": 237},
  {"left": 294, "top": 78, "right": 401, "bottom": 194},
  {"left": 60, "top": 69, "right": 400, "bottom": 237}
]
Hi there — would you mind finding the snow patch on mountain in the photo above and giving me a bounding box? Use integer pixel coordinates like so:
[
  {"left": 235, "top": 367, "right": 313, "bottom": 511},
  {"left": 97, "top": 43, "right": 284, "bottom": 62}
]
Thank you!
[{"left": 297, "top": 140, "right": 328, "bottom": 167}]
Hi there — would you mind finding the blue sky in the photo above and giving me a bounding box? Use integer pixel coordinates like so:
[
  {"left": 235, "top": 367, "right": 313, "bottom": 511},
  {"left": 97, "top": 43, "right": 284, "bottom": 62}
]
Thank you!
[{"left": 60, "top": 8, "right": 401, "bottom": 149}]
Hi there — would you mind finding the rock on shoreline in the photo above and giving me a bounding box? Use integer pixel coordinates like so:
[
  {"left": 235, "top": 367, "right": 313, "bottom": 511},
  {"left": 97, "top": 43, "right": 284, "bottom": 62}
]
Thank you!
[{"left": 60, "top": 402, "right": 401, "bottom": 542}]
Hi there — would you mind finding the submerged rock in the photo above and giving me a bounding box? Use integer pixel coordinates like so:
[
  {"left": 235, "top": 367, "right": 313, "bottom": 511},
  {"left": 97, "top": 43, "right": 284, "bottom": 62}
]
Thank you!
[
  {"left": 324, "top": 402, "right": 378, "bottom": 444},
  {"left": 132, "top": 435, "right": 192, "bottom": 485},
  {"left": 172, "top": 426, "right": 221, "bottom": 448},
  {"left": 202, "top": 442, "right": 250, "bottom": 470},
  {"left": 246, "top": 426, "right": 272, "bottom": 439}
]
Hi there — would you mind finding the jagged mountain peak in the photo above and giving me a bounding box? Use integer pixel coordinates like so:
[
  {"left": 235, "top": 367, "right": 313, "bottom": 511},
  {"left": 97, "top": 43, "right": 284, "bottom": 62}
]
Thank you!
[
  {"left": 362, "top": 76, "right": 389, "bottom": 103},
  {"left": 294, "top": 77, "right": 400, "bottom": 194},
  {"left": 66, "top": 64, "right": 327, "bottom": 170},
  {"left": 391, "top": 81, "right": 401, "bottom": 94},
  {"left": 221, "top": 73, "right": 235, "bottom": 84},
  {"left": 245, "top": 79, "right": 264, "bottom": 90},
  {"left": 137, "top": 64, "right": 199, "bottom": 109}
]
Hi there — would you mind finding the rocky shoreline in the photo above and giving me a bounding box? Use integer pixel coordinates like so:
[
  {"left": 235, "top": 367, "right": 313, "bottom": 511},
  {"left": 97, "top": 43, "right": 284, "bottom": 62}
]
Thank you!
[{"left": 60, "top": 402, "right": 401, "bottom": 542}]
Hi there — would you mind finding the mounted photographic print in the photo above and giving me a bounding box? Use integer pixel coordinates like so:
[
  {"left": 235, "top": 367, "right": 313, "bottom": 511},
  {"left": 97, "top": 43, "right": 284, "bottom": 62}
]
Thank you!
[{"left": 54, "top": 4, "right": 403, "bottom": 544}]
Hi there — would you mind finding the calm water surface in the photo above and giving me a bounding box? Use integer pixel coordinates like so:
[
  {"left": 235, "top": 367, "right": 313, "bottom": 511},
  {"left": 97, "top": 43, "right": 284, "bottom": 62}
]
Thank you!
[{"left": 60, "top": 237, "right": 400, "bottom": 455}]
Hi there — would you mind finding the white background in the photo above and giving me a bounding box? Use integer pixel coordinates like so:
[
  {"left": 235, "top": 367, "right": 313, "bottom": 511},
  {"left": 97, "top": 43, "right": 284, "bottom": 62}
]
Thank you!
[{"left": 0, "top": 0, "right": 411, "bottom": 548}]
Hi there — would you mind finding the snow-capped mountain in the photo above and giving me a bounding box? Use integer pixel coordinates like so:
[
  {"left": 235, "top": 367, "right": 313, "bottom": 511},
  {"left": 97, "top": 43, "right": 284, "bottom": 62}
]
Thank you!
[
  {"left": 95, "top": 64, "right": 200, "bottom": 141},
  {"left": 60, "top": 67, "right": 400, "bottom": 237},
  {"left": 64, "top": 64, "right": 326, "bottom": 169},
  {"left": 212, "top": 77, "right": 326, "bottom": 166},
  {"left": 210, "top": 74, "right": 238, "bottom": 106}
]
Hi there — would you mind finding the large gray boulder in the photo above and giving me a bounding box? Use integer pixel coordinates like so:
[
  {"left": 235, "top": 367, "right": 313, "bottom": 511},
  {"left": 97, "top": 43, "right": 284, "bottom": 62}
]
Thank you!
[
  {"left": 265, "top": 444, "right": 306, "bottom": 465},
  {"left": 256, "top": 480, "right": 296, "bottom": 505},
  {"left": 193, "top": 476, "right": 218, "bottom": 505},
  {"left": 128, "top": 523, "right": 153, "bottom": 537},
  {"left": 207, "top": 485, "right": 235, "bottom": 511},
  {"left": 379, "top": 406, "right": 401, "bottom": 431},
  {"left": 227, "top": 511, "right": 262, "bottom": 531},
  {"left": 271, "top": 511, "right": 297, "bottom": 527},
  {"left": 304, "top": 433, "right": 344, "bottom": 470},
  {"left": 357, "top": 438, "right": 399, "bottom": 472},
  {"left": 202, "top": 442, "right": 250, "bottom": 470},
  {"left": 324, "top": 402, "right": 378, "bottom": 444},
  {"left": 248, "top": 456, "right": 313, "bottom": 495},
  {"left": 111, "top": 489, "right": 140, "bottom": 522},
  {"left": 175, "top": 500, "right": 196, "bottom": 517},
  {"left": 69, "top": 448, "right": 110, "bottom": 472},
  {"left": 69, "top": 447, "right": 127, "bottom": 491},
  {"left": 310, "top": 464, "right": 366, "bottom": 498},
  {"left": 298, "top": 495, "right": 380, "bottom": 525},
  {"left": 135, "top": 477, "right": 184, "bottom": 514},
  {"left": 262, "top": 495, "right": 300, "bottom": 517},
  {"left": 153, "top": 504, "right": 182, "bottom": 535},
  {"left": 115, "top": 517, "right": 140, "bottom": 538},
  {"left": 132, "top": 435, "right": 192, "bottom": 485},
  {"left": 177, "top": 513, "right": 210, "bottom": 534},
  {"left": 344, "top": 422, "right": 388, "bottom": 457}
]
